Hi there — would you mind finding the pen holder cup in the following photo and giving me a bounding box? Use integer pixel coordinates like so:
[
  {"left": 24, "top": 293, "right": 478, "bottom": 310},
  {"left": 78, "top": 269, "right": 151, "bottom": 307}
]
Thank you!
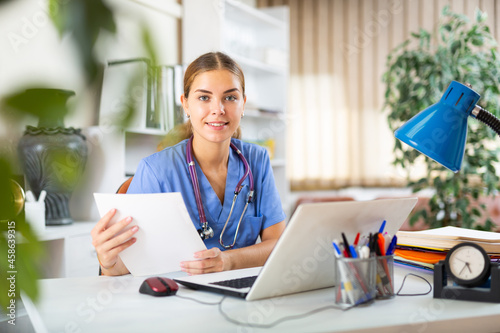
[
  {"left": 375, "top": 255, "right": 395, "bottom": 299},
  {"left": 334, "top": 257, "right": 376, "bottom": 307},
  {"left": 24, "top": 201, "right": 46, "bottom": 234}
]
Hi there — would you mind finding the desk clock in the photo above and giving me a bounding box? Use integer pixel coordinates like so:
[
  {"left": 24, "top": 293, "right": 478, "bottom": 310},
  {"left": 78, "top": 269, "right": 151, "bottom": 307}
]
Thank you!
[
  {"left": 434, "top": 242, "right": 500, "bottom": 303},
  {"left": 445, "top": 242, "right": 491, "bottom": 287}
]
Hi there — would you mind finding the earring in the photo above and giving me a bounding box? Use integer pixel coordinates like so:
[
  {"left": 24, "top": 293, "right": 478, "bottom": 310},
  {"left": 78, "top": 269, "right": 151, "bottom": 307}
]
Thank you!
[
  {"left": 241, "top": 113, "right": 245, "bottom": 118},
  {"left": 186, "top": 114, "right": 190, "bottom": 119}
]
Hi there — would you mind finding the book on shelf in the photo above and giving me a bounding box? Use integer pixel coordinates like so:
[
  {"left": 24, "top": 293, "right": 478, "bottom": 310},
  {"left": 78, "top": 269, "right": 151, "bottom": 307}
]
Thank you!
[
  {"left": 156, "top": 65, "right": 174, "bottom": 131},
  {"left": 156, "top": 64, "right": 184, "bottom": 132}
]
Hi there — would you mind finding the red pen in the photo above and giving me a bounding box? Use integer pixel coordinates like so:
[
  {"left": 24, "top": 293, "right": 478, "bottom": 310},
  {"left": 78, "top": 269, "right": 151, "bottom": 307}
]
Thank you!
[{"left": 353, "top": 232, "right": 360, "bottom": 246}]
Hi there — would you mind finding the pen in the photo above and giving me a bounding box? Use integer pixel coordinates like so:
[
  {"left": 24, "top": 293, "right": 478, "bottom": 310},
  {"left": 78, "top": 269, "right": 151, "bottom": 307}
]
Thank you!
[
  {"left": 353, "top": 232, "right": 360, "bottom": 246},
  {"left": 384, "top": 233, "right": 392, "bottom": 252},
  {"left": 337, "top": 282, "right": 346, "bottom": 303},
  {"left": 375, "top": 267, "right": 385, "bottom": 295},
  {"left": 368, "top": 233, "right": 374, "bottom": 254},
  {"left": 342, "top": 279, "right": 356, "bottom": 304},
  {"left": 386, "top": 235, "right": 397, "bottom": 255},
  {"left": 349, "top": 245, "right": 358, "bottom": 258},
  {"left": 332, "top": 240, "right": 342, "bottom": 258},
  {"left": 377, "top": 258, "right": 393, "bottom": 295},
  {"left": 379, "top": 220, "right": 386, "bottom": 234},
  {"left": 332, "top": 240, "right": 346, "bottom": 302},
  {"left": 375, "top": 233, "right": 394, "bottom": 294},
  {"left": 370, "top": 233, "right": 380, "bottom": 255},
  {"left": 359, "top": 245, "right": 370, "bottom": 259},
  {"left": 377, "top": 233, "right": 386, "bottom": 256},
  {"left": 341, "top": 232, "right": 352, "bottom": 257}
]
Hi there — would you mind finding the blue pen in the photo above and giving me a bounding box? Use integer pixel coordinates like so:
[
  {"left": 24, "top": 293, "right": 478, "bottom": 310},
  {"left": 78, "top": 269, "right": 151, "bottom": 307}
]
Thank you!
[
  {"left": 349, "top": 245, "right": 358, "bottom": 258},
  {"left": 386, "top": 235, "right": 397, "bottom": 255},
  {"left": 378, "top": 220, "right": 386, "bottom": 234},
  {"left": 332, "top": 240, "right": 343, "bottom": 258}
]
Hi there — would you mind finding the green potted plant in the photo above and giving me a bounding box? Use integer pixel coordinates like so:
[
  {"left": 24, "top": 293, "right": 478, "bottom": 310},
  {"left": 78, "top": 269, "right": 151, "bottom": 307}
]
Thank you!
[
  {"left": 383, "top": 6, "right": 500, "bottom": 230},
  {"left": 0, "top": 0, "right": 117, "bottom": 309},
  {"left": 0, "top": 0, "right": 159, "bottom": 310}
]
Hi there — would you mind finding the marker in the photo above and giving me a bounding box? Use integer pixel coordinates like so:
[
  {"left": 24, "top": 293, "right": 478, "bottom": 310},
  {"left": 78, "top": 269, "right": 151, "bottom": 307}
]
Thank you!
[
  {"left": 377, "top": 233, "right": 386, "bottom": 256},
  {"left": 359, "top": 245, "right": 370, "bottom": 259},
  {"left": 341, "top": 233, "right": 352, "bottom": 257},
  {"left": 369, "top": 233, "right": 377, "bottom": 254},
  {"left": 386, "top": 235, "right": 397, "bottom": 255},
  {"left": 378, "top": 220, "right": 386, "bottom": 234}
]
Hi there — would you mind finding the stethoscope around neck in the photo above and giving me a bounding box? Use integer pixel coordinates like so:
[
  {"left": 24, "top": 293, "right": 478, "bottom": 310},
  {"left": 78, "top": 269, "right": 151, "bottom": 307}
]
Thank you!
[{"left": 186, "top": 136, "right": 254, "bottom": 249}]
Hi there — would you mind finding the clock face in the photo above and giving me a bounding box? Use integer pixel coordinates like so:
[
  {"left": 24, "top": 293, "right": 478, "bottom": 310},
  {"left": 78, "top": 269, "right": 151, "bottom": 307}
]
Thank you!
[{"left": 445, "top": 243, "right": 490, "bottom": 288}]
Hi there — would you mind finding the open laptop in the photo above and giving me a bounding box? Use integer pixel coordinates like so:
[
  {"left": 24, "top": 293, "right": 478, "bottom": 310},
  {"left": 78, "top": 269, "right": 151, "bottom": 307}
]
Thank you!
[{"left": 174, "top": 197, "right": 418, "bottom": 301}]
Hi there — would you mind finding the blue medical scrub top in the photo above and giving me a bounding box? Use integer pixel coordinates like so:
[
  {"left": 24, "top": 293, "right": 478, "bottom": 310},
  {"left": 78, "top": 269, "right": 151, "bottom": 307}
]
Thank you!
[{"left": 127, "top": 138, "right": 286, "bottom": 250}]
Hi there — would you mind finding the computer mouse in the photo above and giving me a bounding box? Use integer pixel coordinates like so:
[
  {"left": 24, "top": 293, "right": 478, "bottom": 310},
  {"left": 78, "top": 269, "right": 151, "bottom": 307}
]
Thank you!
[{"left": 139, "top": 277, "right": 179, "bottom": 297}]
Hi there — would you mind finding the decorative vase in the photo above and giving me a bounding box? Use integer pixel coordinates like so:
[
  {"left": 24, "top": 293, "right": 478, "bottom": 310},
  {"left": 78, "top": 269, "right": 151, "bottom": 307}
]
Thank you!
[{"left": 17, "top": 89, "right": 88, "bottom": 225}]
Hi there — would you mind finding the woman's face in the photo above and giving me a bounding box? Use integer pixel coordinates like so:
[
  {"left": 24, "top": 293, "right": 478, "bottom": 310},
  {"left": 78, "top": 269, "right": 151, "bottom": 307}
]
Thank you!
[{"left": 182, "top": 69, "right": 246, "bottom": 145}]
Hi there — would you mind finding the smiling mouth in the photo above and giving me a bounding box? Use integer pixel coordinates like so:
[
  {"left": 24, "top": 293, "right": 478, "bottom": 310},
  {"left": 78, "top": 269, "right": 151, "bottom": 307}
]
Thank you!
[{"left": 207, "top": 122, "right": 228, "bottom": 127}]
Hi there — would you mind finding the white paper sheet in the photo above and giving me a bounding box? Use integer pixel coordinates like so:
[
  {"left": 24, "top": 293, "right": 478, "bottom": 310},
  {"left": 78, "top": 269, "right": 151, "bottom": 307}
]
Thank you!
[{"left": 94, "top": 193, "right": 207, "bottom": 276}]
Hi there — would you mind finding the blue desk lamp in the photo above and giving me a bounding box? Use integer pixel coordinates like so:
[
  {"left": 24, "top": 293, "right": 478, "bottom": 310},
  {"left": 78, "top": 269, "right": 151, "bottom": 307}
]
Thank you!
[
  {"left": 396, "top": 81, "right": 500, "bottom": 304},
  {"left": 394, "top": 81, "right": 500, "bottom": 172}
]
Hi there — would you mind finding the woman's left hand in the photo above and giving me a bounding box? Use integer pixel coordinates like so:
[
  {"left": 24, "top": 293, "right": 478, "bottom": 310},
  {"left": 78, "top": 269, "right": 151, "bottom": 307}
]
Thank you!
[{"left": 180, "top": 248, "right": 230, "bottom": 275}]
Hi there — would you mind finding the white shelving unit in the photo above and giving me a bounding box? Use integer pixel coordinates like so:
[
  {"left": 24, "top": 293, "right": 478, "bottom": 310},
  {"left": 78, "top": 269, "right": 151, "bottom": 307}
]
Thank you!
[
  {"left": 182, "top": 0, "right": 290, "bottom": 206},
  {"left": 24, "top": 222, "right": 97, "bottom": 278}
]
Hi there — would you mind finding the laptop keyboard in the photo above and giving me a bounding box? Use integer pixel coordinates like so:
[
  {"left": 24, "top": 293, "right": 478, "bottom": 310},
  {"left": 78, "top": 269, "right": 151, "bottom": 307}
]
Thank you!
[{"left": 209, "top": 275, "right": 258, "bottom": 289}]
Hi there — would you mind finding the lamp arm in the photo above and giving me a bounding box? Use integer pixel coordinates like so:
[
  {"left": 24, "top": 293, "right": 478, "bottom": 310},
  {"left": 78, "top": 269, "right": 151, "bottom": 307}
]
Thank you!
[{"left": 471, "top": 106, "right": 500, "bottom": 137}]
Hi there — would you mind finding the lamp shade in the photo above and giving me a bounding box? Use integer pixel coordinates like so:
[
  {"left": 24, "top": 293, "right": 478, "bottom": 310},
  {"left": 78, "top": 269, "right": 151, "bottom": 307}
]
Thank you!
[{"left": 394, "top": 81, "right": 480, "bottom": 172}]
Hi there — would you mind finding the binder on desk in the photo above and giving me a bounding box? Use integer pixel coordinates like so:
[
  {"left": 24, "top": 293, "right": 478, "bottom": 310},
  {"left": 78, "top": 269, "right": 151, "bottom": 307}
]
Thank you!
[
  {"left": 397, "top": 226, "right": 500, "bottom": 253},
  {"left": 395, "top": 226, "right": 500, "bottom": 270}
]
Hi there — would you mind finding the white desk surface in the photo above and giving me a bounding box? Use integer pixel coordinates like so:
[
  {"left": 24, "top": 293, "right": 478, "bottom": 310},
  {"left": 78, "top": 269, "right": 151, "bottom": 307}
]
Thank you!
[{"left": 25, "top": 265, "right": 500, "bottom": 333}]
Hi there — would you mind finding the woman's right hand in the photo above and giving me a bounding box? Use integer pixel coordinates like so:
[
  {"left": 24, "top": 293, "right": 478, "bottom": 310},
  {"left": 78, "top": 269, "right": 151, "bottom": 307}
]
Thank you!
[{"left": 91, "top": 208, "right": 139, "bottom": 276}]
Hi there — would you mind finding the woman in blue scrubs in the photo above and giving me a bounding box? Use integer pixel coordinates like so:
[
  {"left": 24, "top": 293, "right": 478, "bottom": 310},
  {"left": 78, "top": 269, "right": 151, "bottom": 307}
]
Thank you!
[{"left": 92, "top": 52, "right": 286, "bottom": 276}]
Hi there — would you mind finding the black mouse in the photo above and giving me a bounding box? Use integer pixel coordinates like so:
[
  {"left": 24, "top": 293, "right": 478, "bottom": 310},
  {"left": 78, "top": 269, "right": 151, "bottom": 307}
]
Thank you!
[{"left": 139, "top": 277, "right": 179, "bottom": 297}]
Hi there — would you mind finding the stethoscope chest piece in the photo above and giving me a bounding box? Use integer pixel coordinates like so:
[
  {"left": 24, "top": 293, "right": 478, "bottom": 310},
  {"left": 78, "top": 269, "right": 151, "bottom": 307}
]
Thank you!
[{"left": 198, "top": 223, "right": 214, "bottom": 240}]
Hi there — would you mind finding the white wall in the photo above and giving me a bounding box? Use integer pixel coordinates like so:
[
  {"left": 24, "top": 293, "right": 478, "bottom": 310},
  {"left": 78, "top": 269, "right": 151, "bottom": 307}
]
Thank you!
[{"left": 0, "top": 0, "right": 180, "bottom": 138}]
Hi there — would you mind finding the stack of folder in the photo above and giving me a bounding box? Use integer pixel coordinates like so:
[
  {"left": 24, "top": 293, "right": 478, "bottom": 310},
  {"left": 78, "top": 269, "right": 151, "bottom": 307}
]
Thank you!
[{"left": 395, "top": 226, "right": 500, "bottom": 271}]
